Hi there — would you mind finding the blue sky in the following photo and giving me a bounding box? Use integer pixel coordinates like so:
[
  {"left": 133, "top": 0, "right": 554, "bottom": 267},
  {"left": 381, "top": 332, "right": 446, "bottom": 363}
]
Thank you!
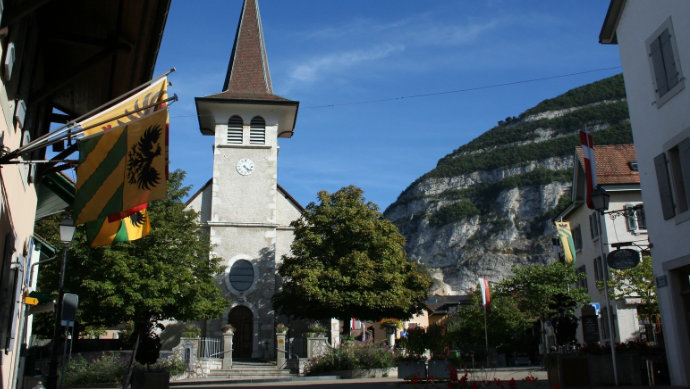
[{"left": 154, "top": 0, "right": 621, "bottom": 210}]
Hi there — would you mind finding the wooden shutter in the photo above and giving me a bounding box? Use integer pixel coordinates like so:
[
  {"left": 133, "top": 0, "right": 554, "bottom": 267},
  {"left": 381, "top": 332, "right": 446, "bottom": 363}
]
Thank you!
[
  {"left": 654, "top": 152, "right": 675, "bottom": 219},
  {"left": 678, "top": 138, "right": 690, "bottom": 211},
  {"left": 659, "top": 29, "right": 679, "bottom": 90},
  {"left": 0, "top": 233, "right": 15, "bottom": 350},
  {"left": 650, "top": 35, "right": 669, "bottom": 96}
]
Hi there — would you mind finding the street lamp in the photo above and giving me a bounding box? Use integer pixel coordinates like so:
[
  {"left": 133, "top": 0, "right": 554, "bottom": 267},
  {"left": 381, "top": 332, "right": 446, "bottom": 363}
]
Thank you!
[
  {"left": 47, "top": 216, "right": 76, "bottom": 389},
  {"left": 591, "top": 186, "right": 618, "bottom": 386}
]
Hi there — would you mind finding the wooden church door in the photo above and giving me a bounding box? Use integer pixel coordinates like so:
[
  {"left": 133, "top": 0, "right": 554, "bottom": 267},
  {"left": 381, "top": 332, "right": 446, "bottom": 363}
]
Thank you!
[{"left": 228, "top": 306, "right": 253, "bottom": 358}]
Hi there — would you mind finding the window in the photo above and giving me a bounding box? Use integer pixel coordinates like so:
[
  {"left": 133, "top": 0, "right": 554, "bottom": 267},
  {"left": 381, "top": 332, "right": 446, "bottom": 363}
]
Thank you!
[
  {"left": 228, "top": 260, "right": 254, "bottom": 292},
  {"left": 625, "top": 204, "right": 647, "bottom": 232},
  {"left": 572, "top": 225, "right": 582, "bottom": 252},
  {"left": 647, "top": 18, "right": 683, "bottom": 105},
  {"left": 594, "top": 256, "right": 608, "bottom": 287},
  {"left": 655, "top": 137, "right": 690, "bottom": 220},
  {"left": 249, "top": 116, "right": 265, "bottom": 145},
  {"left": 589, "top": 213, "right": 600, "bottom": 240},
  {"left": 227, "top": 115, "right": 243, "bottom": 144}
]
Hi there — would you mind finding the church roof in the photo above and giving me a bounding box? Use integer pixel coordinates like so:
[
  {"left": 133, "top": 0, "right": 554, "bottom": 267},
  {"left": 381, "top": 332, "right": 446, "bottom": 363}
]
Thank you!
[{"left": 205, "top": 0, "right": 294, "bottom": 102}]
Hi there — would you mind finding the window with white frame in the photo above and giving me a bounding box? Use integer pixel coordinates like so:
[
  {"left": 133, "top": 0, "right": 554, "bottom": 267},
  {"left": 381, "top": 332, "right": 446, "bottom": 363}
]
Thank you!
[
  {"left": 654, "top": 136, "right": 690, "bottom": 220},
  {"left": 625, "top": 204, "right": 647, "bottom": 232},
  {"left": 589, "top": 212, "right": 600, "bottom": 240},
  {"left": 227, "top": 115, "right": 243, "bottom": 144},
  {"left": 647, "top": 17, "right": 684, "bottom": 106}
]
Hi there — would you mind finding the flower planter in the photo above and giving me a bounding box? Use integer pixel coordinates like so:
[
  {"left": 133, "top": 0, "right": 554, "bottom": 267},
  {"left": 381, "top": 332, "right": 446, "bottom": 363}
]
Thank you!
[
  {"left": 548, "top": 353, "right": 645, "bottom": 387},
  {"left": 397, "top": 359, "right": 426, "bottom": 380},
  {"left": 428, "top": 359, "right": 456, "bottom": 380},
  {"left": 335, "top": 367, "right": 397, "bottom": 378}
]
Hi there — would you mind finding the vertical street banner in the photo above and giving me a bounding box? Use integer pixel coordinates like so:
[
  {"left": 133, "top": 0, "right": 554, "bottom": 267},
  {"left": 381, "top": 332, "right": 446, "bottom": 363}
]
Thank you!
[
  {"left": 74, "top": 109, "right": 168, "bottom": 225},
  {"left": 478, "top": 277, "right": 491, "bottom": 312},
  {"left": 580, "top": 128, "right": 597, "bottom": 209},
  {"left": 556, "top": 221, "right": 577, "bottom": 264}
]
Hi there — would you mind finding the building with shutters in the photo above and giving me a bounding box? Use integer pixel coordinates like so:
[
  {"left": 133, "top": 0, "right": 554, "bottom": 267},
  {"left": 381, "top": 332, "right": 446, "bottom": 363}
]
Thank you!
[
  {"left": 185, "top": 0, "right": 304, "bottom": 360},
  {"left": 600, "top": 1, "right": 690, "bottom": 385}
]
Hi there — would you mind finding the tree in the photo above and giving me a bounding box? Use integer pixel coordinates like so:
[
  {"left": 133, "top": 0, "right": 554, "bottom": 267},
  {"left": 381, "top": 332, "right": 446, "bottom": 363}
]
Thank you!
[
  {"left": 496, "top": 262, "right": 590, "bottom": 347},
  {"left": 607, "top": 254, "right": 658, "bottom": 315},
  {"left": 35, "top": 170, "right": 228, "bottom": 364},
  {"left": 446, "top": 289, "right": 532, "bottom": 358},
  {"left": 273, "top": 185, "right": 432, "bottom": 325}
]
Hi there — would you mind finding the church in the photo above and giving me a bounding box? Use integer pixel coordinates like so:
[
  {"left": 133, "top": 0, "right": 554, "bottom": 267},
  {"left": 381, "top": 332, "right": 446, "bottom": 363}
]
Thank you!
[{"left": 186, "top": 0, "right": 303, "bottom": 360}]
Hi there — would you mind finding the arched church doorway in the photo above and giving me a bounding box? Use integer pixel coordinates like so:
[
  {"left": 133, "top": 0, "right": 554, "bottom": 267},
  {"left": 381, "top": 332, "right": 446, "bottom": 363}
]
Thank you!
[{"left": 228, "top": 305, "right": 253, "bottom": 358}]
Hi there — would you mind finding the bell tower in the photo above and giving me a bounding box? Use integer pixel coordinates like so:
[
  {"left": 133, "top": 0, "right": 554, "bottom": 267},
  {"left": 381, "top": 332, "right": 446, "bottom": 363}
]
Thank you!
[{"left": 194, "top": 0, "right": 299, "bottom": 359}]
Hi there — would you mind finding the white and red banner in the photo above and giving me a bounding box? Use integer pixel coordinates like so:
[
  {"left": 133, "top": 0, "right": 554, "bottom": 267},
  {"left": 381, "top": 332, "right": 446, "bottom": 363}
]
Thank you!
[
  {"left": 478, "top": 277, "right": 491, "bottom": 312},
  {"left": 350, "top": 318, "right": 361, "bottom": 330},
  {"left": 580, "top": 129, "right": 597, "bottom": 209}
]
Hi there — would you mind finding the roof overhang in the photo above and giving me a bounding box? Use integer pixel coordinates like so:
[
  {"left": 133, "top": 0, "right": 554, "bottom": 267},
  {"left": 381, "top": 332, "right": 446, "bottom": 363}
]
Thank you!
[
  {"left": 194, "top": 97, "right": 299, "bottom": 137},
  {"left": 35, "top": 172, "right": 75, "bottom": 221},
  {"left": 599, "top": 0, "right": 627, "bottom": 44}
]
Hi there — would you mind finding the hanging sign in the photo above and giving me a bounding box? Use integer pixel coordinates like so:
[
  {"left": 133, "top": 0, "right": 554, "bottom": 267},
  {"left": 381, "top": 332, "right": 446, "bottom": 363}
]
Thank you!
[{"left": 606, "top": 249, "right": 640, "bottom": 270}]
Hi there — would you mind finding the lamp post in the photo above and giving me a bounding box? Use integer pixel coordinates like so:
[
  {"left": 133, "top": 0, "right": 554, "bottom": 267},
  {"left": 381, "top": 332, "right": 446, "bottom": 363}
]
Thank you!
[
  {"left": 591, "top": 186, "right": 618, "bottom": 386},
  {"left": 47, "top": 216, "right": 76, "bottom": 389}
]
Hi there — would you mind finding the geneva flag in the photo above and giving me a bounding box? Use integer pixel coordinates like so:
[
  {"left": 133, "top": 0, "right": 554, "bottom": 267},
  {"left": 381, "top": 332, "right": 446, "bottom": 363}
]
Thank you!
[
  {"left": 74, "top": 109, "right": 168, "bottom": 225},
  {"left": 86, "top": 206, "right": 151, "bottom": 247}
]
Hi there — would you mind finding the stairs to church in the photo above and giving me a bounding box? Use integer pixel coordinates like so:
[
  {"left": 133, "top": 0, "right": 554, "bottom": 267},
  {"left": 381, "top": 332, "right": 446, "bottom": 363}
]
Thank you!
[{"left": 207, "top": 360, "right": 296, "bottom": 382}]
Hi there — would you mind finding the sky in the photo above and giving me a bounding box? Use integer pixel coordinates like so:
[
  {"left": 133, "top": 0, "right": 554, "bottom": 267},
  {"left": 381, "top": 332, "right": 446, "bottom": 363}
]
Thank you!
[{"left": 153, "top": 0, "right": 622, "bottom": 211}]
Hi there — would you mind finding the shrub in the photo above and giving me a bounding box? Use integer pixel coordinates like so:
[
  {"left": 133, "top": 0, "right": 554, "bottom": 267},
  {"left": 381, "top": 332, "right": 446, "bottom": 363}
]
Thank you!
[
  {"left": 307, "top": 343, "right": 395, "bottom": 374},
  {"left": 181, "top": 325, "right": 201, "bottom": 338},
  {"left": 60, "top": 352, "right": 186, "bottom": 386}
]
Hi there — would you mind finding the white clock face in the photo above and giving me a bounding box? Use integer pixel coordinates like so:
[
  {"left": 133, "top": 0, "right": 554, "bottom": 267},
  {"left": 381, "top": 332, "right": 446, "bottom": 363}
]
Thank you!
[{"left": 236, "top": 158, "right": 254, "bottom": 176}]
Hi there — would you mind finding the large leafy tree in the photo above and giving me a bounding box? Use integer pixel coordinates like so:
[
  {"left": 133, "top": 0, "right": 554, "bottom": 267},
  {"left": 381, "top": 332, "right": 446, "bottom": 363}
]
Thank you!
[
  {"left": 35, "top": 170, "right": 227, "bottom": 363},
  {"left": 273, "top": 185, "right": 432, "bottom": 324},
  {"left": 607, "top": 254, "right": 657, "bottom": 315},
  {"left": 496, "top": 262, "right": 590, "bottom": 347},
  {"left": 446, "top": 289, "right": 532, "bottom": 357}
]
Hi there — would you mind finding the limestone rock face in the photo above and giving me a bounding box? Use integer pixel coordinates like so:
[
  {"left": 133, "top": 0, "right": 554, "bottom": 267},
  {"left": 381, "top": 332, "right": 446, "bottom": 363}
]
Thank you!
[{"left": 383, "top": 75, "right": 630, "bottom": 294}]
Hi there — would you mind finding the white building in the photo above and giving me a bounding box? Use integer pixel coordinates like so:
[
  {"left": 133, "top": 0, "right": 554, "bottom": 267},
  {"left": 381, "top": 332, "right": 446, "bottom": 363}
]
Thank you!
[
  {"left": 600, "top": 1, "right": 690, "bottom": 385},
  {"left": 186, "top": 0, "right": 304, "bottom": 360},
  {"left": 558, "top": 144, "right": 650, "bottom": 346}
]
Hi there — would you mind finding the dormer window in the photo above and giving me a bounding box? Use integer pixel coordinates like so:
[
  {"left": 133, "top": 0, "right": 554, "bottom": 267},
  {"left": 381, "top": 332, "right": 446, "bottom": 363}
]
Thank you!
[
  {"left": 250, "top": 116, "right": 265, "bottom": 145},
  {"left": 227, "top": 115, "right": 243, "bottom": 144},
  {"left": 629, "top": 161, "right": 638, "bottom": 171}
]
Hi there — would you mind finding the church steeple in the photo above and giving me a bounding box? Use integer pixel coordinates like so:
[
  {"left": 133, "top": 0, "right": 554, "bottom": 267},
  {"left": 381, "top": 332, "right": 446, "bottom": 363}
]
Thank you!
[
  {"left": 223, "top": 0, "right": 275, "bottom": 99},
  {"left": 195, "top": 0, "right": 298, "bottom": 136}
]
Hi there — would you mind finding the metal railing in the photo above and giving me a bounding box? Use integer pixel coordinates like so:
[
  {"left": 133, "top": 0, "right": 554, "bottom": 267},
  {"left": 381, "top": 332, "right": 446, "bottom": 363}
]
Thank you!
[{"left": 199, "top": 337, "right": 223, "bottom": 359}]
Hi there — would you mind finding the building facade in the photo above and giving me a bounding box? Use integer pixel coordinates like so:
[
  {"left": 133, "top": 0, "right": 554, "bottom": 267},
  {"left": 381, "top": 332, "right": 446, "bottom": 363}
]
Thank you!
[
  {"left": 600, "top": 1, "right": 690, "bottom": 385},
  {"left": 186, "top": 0, "right": 303, "bottom": 360},
  {"left": 558, "top": 145, "right": 651, "bottom": 347}
]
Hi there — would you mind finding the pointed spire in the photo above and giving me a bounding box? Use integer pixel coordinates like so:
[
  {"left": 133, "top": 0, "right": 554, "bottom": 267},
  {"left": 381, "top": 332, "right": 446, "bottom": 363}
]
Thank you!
[{"left": 221, "top": 0, "right": 278, "bottom": 99}]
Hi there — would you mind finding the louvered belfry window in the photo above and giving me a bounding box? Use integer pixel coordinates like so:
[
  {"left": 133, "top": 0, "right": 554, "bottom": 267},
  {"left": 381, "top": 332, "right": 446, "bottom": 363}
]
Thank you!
[
  {"left": 250, "top": 116, "right": 265, "bottom": 145},
  {"left": 227, "top": 115, "right": 243, "bottom": 144}
]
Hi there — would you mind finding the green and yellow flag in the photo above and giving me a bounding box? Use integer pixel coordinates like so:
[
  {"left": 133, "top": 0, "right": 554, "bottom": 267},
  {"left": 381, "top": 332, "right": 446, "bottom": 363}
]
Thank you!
[
  {"left": 74, "top": 109, "right": 168, "bottom": 225},
  {"left": 556, "top": 221, "right": 576, "bottom": 263},
  {"left": 86, "top": 207, "right": 151, "bottom": 247}
]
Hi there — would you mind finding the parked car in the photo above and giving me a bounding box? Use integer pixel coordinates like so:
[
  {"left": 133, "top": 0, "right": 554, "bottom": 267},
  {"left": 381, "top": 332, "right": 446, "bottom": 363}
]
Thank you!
[{"left": 513, "top": 352, "right": 531, "bottom": 366}]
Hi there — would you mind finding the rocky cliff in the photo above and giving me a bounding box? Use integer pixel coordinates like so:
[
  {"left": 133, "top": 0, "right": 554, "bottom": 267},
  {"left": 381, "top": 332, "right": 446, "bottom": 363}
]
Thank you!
[{"left": 384, "top": 74, "right": 632, "bottom": 295}]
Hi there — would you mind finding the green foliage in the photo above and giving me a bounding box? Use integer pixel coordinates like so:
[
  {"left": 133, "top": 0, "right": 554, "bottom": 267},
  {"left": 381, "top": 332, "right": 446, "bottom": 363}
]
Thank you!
[
  {"left": 181, "top": 325, "right": 201, "bottom": 338},
  {"left": 306, "top": 343, "right": 396, "bottom": 374},
  {"left": 607, "top": 255, "right": 658, "bottom": 314},
  {"left": 34, "top": 170, "right": 228, "bottom": 364},
  {"left": 273, "top": 186, "right": 432, "bottom": 322},
  {"left": 446, "top": 289, "right": 531, "bottom": 355},
  {"left": 523, "top": 74, "right": 625, "bottom": 116},
  {"left": 397, "top": 327, "right": 426, "bottom": 358},
  {"left": 61, "top": 353, "right": 129, "bottom": 387},
  {"left": 429, "top": 201, "right": 480, "bottom": 226},
  {"left": 496, "top": 262, "right": 590, "bottom": 321}
]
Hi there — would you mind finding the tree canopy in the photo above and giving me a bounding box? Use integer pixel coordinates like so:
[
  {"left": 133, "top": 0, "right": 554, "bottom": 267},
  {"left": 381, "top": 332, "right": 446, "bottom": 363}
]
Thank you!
[
  {"left": 607, "top": 254, "right": 657, "bottom": 314},
  {"left": 273, "top": 185, "right": 432, "bottom": 322},
  {"left": 35, "top": 170, "right": 228, "bottom": 362}
]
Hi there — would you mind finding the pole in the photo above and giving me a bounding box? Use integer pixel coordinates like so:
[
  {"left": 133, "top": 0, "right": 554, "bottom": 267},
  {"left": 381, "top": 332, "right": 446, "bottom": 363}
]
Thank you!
[
  {"left": 47, "top": 245, "right": 68, "bottom": 389},
  {"left": 598, "top": 210, "right": 619, "bottom": 386},
  {"left": 483, "top": 304, "right": 489, "bottom": 367}
]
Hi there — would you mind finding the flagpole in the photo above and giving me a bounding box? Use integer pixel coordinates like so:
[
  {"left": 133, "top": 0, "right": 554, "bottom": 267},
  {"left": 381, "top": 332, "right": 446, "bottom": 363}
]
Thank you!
[
  {"left": 0, "top": 94, "right": 177, "bottom": 164},
  {"left": 0, "top": 68, "right": 176, "bottom": 161},
  {"left": 483, "top": 303, "right": 489, "bottom": 367}
]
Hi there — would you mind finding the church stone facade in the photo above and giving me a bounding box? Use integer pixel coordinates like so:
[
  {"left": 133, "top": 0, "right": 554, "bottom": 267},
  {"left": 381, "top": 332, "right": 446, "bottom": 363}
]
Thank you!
[{"left": 186, "top": 0, "right": 302, "bottom": 359}]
